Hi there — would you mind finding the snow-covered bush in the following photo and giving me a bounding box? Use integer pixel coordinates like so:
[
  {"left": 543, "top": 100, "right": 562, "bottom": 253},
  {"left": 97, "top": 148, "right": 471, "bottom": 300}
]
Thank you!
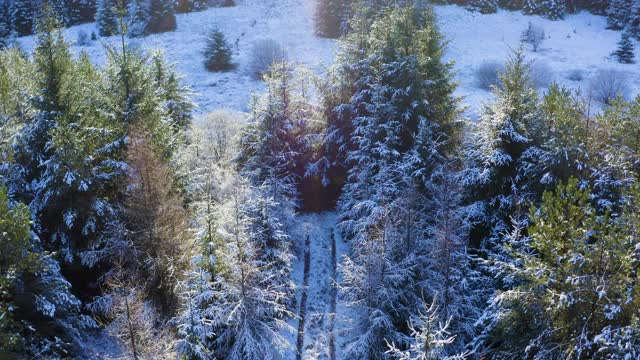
[
  {"left": 567, "top": 69, "right": 584, "bottom": 81},
  {"left": 475, "top": 61, "right": 504, "bottom": 90},
  {"left": 590, "top": 69, "right": 631, "bottom": 105},
  {"left": 521, "top": 22, "right": 545, "bottom": 52},
  {"left": 468, "top": 0, "right": 498, "bottom": 14},
  {"left": 530, "top": 60, "right": 554, "bottom": 88},
  {"left": 76, "top": 29, "right": 90, "bottom": 46},
  {"left": 249, "top": 39, "right": 286, "bottom": 80}
]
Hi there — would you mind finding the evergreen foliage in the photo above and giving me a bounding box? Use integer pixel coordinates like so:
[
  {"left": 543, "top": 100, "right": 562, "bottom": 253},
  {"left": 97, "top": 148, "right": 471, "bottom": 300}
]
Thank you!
[
  {"left": 475, "top": 180, "right": 640, "bottom": 358},
  {"left": 204, "top": 28, "right": 234, "bottom": 72},
  {"left": 96, "top": 0, "right": 119, "bottom": 37},
  {"left": 147, "top": 0, "right": 176, "bottom": 34},
  {"left": 315, "top": 0, "right": 350, "bottom": 38},
  {"left": 612, "top": 30, "right": 636, "bottom": 63},
  {"left": 607, "top": 0, "right": 633, "bottom": 30},
  {"left": 463, "top": 48, "right": 542, "bottom": 249}
]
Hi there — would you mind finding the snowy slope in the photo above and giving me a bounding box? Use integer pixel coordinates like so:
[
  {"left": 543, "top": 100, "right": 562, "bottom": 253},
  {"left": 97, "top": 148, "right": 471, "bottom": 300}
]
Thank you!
[
  {"left": 437, "top": 5, "right": 640, "bottom": 115},
  {"left": 18, "top": 0, "right": 337, "bottom": 114},
  {"left": 16, "top": 2, "right": 639, "bottom": 117}
]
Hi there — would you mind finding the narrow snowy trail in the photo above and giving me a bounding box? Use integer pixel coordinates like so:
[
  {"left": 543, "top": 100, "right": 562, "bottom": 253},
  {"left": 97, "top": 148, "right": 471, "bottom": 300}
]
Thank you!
[{"left": 286, "top": 212, "right": 349, "bottom": 360}]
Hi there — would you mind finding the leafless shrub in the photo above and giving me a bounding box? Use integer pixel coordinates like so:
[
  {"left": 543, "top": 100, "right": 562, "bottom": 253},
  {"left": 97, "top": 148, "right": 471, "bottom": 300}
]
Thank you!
[
  {"left": 530, "top": 61, "right": 554, "bottom": 88},
  {"left": 521, "top": 22, "right": 545, "bottom": 52},
  {"left": 249, "top": 39, "right": 286, "bottom": 80},
  {"left": 475, "top": 61, "right": 505, "bottom": 90},
  {"left": 589, "top": 69, "right": 631, "bottom": 105}
]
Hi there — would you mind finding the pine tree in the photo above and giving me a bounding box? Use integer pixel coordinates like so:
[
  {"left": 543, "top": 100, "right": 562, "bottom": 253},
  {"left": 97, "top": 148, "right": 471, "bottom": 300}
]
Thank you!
[
  {"left": 149, "top": 51, "right": 194, "bottom": 130},
  {"left": 0, "top": 187, "right": 94, "bottom": 358},
  {"left": 9, "top": 0, "right": 35, "bottom": 36},
  {"left": 463, "top": 49, "right": 542, "bottom": 250},
  {"left": 468, "top": 0, "right": 498, "bottom": 14},
  {"left": 523, "top": 0, "right": 567, "bottom": 19},
  {"left": 612, "top": 30, "right": 636, "bottom": 64},
  {"left": 96, "top": 0, "right": 119, "bottom": 37},
  {"left": 204, "top": 28, "right": 233, "bottom": 72},
  {"left": 127, "top": 0, "right": 150, "bottom": 38},
  {"left": 607, "top": 0, "right": 633, "bottom": 30},
  {"left": 146, "top": 0, "right": 176, "bottom": 34},
  {"left": 206, "top": 180, "right": 293, "bottom": 359},
  {"left": 315, "top": 0, "right": 349, "bottom": 38},
  {"left": 475, "top": 180, "right": 640, "bottom": 358},
  {"left": 0, "top": 0, "right": 11, "bottom": 47}
]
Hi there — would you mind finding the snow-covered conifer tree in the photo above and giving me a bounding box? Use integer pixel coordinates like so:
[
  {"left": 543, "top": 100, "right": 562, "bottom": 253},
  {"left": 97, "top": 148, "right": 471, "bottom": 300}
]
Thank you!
[
  {"left": 462, "top": 49, "right": 542, "bottom": 250},
  {"left": 96, "top": 0, "right": 119, "bottom": 37},
  {"left": 146, "top": 0, "right": 176, "bottom": 34},
  {"left": 607, "top": 0, "right": 633, "bottom": 30},
  {"left": 9, "top": 0, "right": 35, "bottom": 36},
  {"left": 474, "top": 180, "right": 640, "bottom": 358},
  {"left": 612, "top": 30, "right": 636, "bottom": 63},
  {"left": 127, "top": 0, "right": 150, "bottom": 38},
  {"left": 523, "top": 0, "right": 567, "bottom": 19}
]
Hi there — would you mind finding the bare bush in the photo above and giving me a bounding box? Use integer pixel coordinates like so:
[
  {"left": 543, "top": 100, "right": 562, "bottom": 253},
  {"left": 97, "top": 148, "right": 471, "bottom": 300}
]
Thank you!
[
  {"left": 475, "top": 61, "right": 505, "bottom": 90},
  {"left": 249, "top": 39, "right": 286, "bottom": 80},
  {"left": 589, "top": 69, "right": 631, "bottom": 105},
  {"left": 530, "top": 61, "right": 554, "bottom": 88},
  {"left": 521, "top": 22, "right": 545, "bottom": 52}
]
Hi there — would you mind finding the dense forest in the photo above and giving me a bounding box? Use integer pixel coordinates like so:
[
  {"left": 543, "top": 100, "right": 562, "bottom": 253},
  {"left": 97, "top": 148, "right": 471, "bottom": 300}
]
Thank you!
[{"left": 1, "top": 0, "right": 640, "bottom": 359}]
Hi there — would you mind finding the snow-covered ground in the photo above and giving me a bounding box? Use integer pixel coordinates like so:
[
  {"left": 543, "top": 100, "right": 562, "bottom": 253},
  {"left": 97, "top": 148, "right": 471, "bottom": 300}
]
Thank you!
[
  {"left": 439, "top": 5, "right": 640, "bottom": 115},
  {"left": 287, "top": 212, "right": 351, "bottom": 360},
  {"left": 17, "top": 1, "right": 640, "bottom": 118},
  {"left": 18, "top": 0, "right": 337, "bottom": 114}
]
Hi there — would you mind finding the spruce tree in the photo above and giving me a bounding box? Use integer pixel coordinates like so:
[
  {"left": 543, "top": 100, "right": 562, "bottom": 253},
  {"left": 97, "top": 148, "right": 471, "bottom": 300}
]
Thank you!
[
  {"left": 475, "top": 180, "right": 640, "bottom": 358},
  {"left": 0, "top": 0, "right": 11, "bottom": 47},
  {"left": 96, "top": 0, "right": 119, "bottom": 37},
  {"left": 204, "top": 28, "right": 233, "bottom": 72},
  {"left": 0, "top": 187, "right": 93, "bottom": 358},
  {"left": 612, "top": 31, "right": 636, "bottom": 64},
  {"left": 607, "top": 0, "right": 633, "bottom": 30},
  {"left": 463, "top": 49, "right": 542, "bottom": 249},
  {"left": 315, "top": 0, "right": 348, "bottom": 38},
  {"left": 146, "top": 0, "right": 176, "bottom": 34},
  {"left": 523, "top": 0, "right": 567, "bottom": 19},
  {"left": 150, "top": 51, "right": 194, "bottom": 130},
  {"left": 9, "top": 0, "right": 35, "bottom": 36},
  {"left": 333, "top": 5, "right": 465, "bottom": 358},
  {"left": 534, "top": 84, "right": 590, "bottom": 188},
  {"left": 127, "top": 0, "right": 150, "bottom": 38},
  {"left": 176, "top": 0, "right": 210, "bottom": 13},
  {"left": 468, "top": 0, "right": 498, "bottom": 14},
  {"left": 629, "top": 0, "right": 640, "bottom": 40}
]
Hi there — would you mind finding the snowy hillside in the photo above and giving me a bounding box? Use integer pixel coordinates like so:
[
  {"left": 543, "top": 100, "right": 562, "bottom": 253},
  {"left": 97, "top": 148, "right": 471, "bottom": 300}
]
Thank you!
[{"left": 17, "top": 1, "right": 640, "bottom": 116}]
